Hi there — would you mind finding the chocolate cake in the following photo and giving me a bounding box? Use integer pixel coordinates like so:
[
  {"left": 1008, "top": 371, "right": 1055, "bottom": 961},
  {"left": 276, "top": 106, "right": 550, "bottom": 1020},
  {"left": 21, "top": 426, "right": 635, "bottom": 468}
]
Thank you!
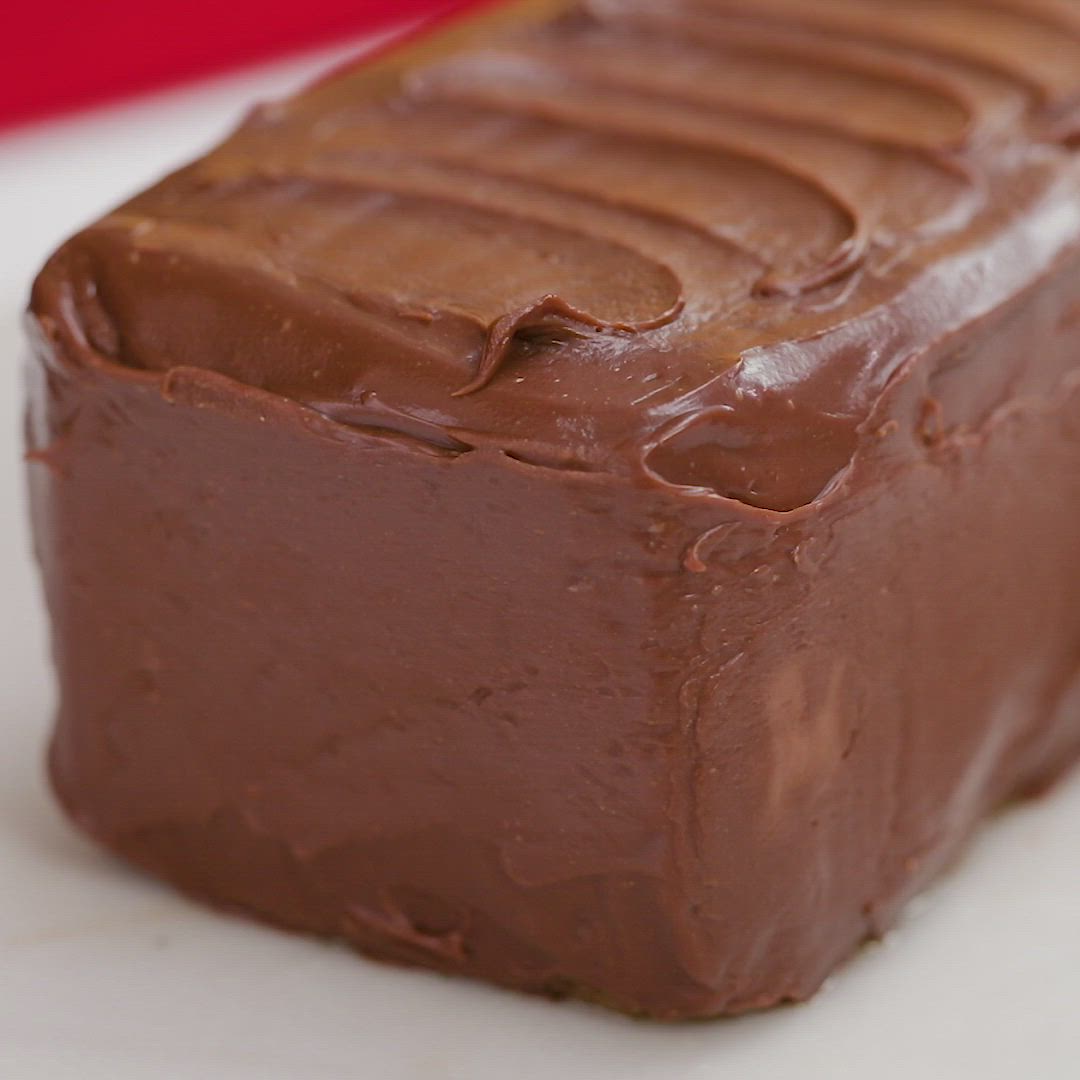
[{"left": 25, "top": 0, "right": 1080, "bottom": 1018}]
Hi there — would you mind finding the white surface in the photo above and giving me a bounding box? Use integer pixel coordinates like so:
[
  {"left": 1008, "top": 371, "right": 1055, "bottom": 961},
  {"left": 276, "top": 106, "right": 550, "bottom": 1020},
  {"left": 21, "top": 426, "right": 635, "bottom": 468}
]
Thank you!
[{"left": 2, "top": 42, "right": 1080, "bottom": 1080}]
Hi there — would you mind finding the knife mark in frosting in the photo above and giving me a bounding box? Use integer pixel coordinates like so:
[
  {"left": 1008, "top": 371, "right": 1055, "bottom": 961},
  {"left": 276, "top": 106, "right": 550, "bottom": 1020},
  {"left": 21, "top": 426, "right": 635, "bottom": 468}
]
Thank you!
[
  {"left": 392, "top": 91, "right": 868, "bottom": 300},
  {"left": 114, "top": 175, "right": 686, "bottom": 393},
  {"left": 576, "top": 2, "right": 985, "bottom": 149},
  {"left": 406, "top": 70, "right": 980, "bottom": 298},
  {"left": 453, "top": 290, "right": 685, "bottom": 395},
  {"left": 668, "top": 0, "right": 1080, "bottom": 108}
]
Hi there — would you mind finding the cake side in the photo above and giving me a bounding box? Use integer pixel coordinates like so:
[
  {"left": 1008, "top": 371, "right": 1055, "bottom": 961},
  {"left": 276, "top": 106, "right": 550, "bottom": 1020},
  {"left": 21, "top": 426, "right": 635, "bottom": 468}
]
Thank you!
[
  {"left": 26, "top": 313, "right": 733, "bottom": 1016},
  {"left": 656, "top": 252, "right": 1080, "bottom": 1008}
]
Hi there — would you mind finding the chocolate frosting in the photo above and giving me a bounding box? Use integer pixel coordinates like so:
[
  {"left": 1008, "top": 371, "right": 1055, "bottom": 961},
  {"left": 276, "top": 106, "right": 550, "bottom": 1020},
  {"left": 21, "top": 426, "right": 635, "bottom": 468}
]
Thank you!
[
  {"left": 39, "top": 0, "right": 1080, "bottom": 509},
  {"left": 25, "top": 0, "right": 1080, "bottom": 1018}
]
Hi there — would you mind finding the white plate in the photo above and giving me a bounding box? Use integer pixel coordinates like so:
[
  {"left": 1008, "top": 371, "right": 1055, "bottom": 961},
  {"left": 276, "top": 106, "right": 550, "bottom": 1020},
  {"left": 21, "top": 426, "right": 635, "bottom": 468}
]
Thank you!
[{"left": 2, "top": 38, "right": 1079, "bottom": 1080}]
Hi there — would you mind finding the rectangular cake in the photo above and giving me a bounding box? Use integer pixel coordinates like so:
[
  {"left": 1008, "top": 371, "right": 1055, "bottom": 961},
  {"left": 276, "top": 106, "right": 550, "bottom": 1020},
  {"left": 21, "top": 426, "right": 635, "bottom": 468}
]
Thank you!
[{"left": 25, "top": 0, "right": 1080, "bottom": 1018}]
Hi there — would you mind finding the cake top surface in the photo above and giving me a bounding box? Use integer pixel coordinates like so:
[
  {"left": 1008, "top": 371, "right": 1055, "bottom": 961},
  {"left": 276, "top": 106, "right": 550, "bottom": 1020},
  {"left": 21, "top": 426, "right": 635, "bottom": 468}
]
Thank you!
[{"left": 38, "top": 0, "right": 1080, "bottom": 510}]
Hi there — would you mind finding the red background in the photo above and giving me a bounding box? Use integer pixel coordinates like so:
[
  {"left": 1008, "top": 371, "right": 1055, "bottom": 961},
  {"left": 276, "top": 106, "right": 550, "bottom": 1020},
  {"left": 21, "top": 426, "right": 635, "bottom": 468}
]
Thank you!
[{"left": 1, "top": 1, "right": 459, "bottom": 129}]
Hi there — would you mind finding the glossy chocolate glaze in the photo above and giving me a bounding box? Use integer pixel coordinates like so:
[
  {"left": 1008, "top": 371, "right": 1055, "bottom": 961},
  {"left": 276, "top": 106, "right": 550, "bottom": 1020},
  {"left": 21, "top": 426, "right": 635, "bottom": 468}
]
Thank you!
[{"left": 25, "top": 0, "right": 1080, "bottom": 1017}]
